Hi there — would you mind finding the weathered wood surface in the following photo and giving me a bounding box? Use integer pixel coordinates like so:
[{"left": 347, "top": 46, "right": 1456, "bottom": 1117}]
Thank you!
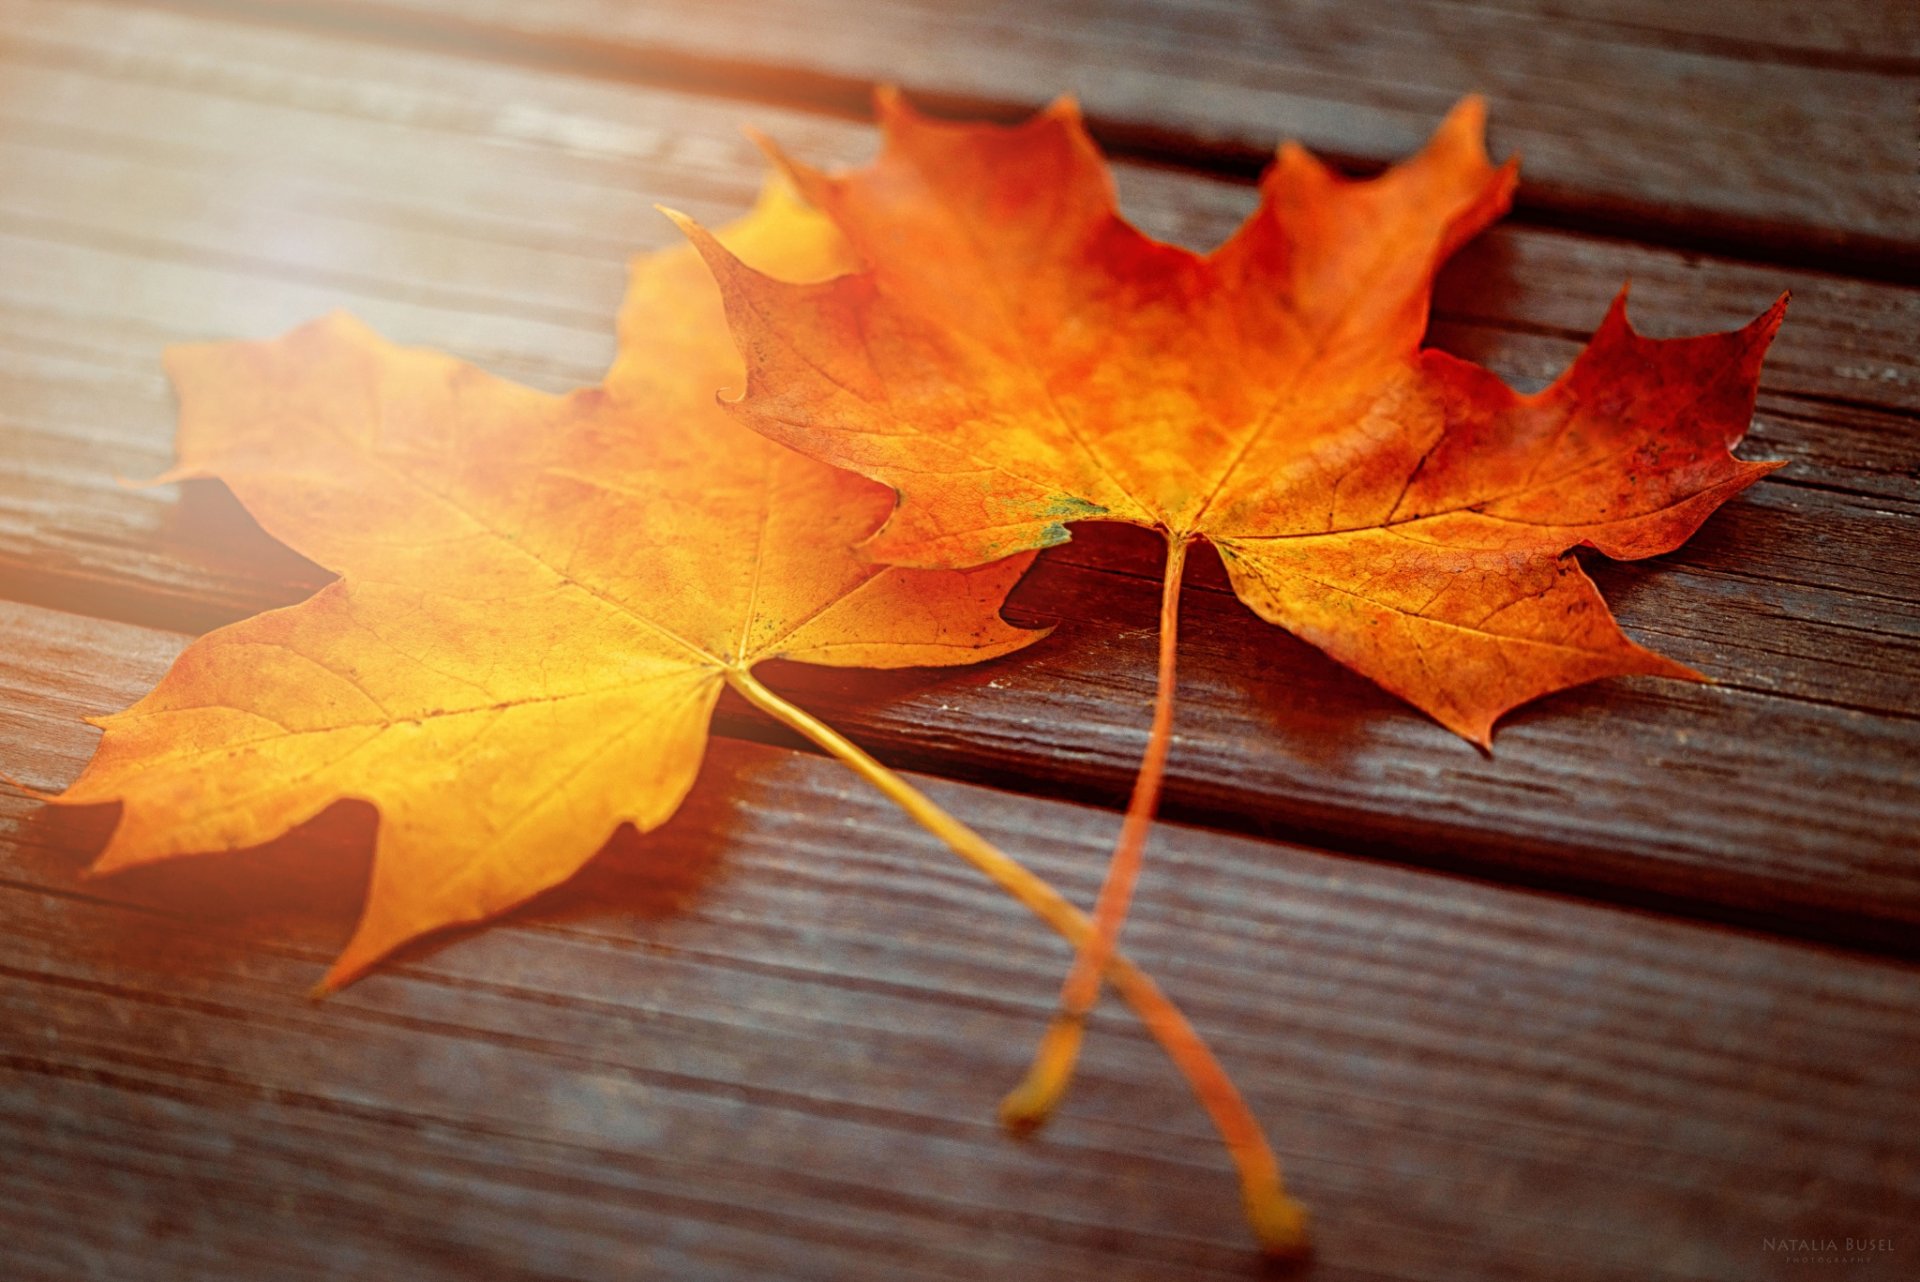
[
  {"left": 3, "top": 0, "right": 1916, "bottom": 951},
  {"left": 193, "top": 0, "right": 1920, "bottom": 272},
  {"left": 6, "top": 601, "right": 1918, "bottom": 1281},
  {"left": 4, "top": 0, "right": 1918, "bottom": 1277}
]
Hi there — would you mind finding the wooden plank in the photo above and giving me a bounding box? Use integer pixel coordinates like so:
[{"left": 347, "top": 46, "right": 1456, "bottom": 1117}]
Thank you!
[
  {"left": 153, "top": 0, "right": 1920, "bottom": 274},
  {"left": 1, "top": 0, "right": 1916, "bottom": 948},
  {"left": 8, "top": 1, "right": 1918, "bottom": 417},
  {"left": 4, "top": 599, "right": 1918, "bottom": 1280},
  {"left": 1458, "top": 0, "right": 1916, "bottom": 57}
]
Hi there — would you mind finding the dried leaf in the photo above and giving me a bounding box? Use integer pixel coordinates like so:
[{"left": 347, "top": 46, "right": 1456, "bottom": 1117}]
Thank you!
[
  {"left": 54, "top": 184, "right": 1042, "bottom": 990},
  {"left": 684, "top": 92, "right": 1785, "bottom": 746},
  {"left": 679, "top": 91, "right": 1785, "bottom": 1137}
]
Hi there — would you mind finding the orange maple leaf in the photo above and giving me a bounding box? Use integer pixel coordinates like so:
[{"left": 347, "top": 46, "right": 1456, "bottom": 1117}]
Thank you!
[
  {"left": 678, "top": 92, "right": 1786, "bottom": 1141},
  {"left": 46, "top": 182, "right": 1313, "bottom": 1255}
]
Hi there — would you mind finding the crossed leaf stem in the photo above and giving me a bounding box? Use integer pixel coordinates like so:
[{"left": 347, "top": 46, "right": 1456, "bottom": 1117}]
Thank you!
[
  {"left": 995, "top": 533, "right": 1302, "bottom": 1245},
  {"left": 1002, "top": 532, "right": 1189, "bottom": 1134},
  {"left": 724, "top": 663, "right": 1307, "bottom": 1257}
]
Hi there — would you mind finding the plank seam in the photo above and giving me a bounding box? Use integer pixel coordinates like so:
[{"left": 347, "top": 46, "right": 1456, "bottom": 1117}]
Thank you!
[{"left": 91, "top": 0, "right": 1920, "bottom": 287}]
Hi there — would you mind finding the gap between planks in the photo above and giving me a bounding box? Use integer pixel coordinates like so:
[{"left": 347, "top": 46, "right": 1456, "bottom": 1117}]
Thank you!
[{"left": 95, "top": 0, "right": 1920, "bottom": 286}]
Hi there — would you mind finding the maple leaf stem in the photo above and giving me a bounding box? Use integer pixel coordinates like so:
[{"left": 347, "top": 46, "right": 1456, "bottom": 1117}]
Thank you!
[
  {"left": 724, "top": 663, "right": 1307, "bottom": 1257},
  {"left": 1001, "top": 531, "right": 1188, "bottom": 1137}
]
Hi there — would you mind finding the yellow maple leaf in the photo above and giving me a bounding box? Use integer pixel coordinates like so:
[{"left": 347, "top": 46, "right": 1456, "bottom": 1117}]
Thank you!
[{"left": 56, "top": 186, "right": 1039, "bottom": 989}]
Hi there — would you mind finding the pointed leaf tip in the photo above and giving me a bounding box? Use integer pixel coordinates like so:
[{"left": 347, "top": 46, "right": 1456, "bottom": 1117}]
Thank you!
[
  {"left": 0, "top": 770, "right": 59, "bottom": 802},
  {"left": 1605, "top": 282, "right": 1635, "bottom": 331},
  {"left": 1446, "top": 92, "right": 1489, "bottom": 132},
  {"left": 872, "top": 82, "right": 909, "bottom": 121},
  {"left": 740, "top": 125, "right": 806, "bottom": 188},
  {"left": 1757, "top": 291, "right": 1791, "bottom": 338}
]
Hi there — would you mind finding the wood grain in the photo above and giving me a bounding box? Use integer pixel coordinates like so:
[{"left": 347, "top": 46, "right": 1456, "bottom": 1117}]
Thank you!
[
  {"left": 5, "top": 600, "right": 1918, "bottom": 1281},
  {"left": 149, "top": 0, "right": 1920, "bottom": 275},
  {"left": 6, "top": 0, "right": 1920, "bottom": 1278},
  {"left": 2, "top": 0, "right": 1915, "bottom": 950}
]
